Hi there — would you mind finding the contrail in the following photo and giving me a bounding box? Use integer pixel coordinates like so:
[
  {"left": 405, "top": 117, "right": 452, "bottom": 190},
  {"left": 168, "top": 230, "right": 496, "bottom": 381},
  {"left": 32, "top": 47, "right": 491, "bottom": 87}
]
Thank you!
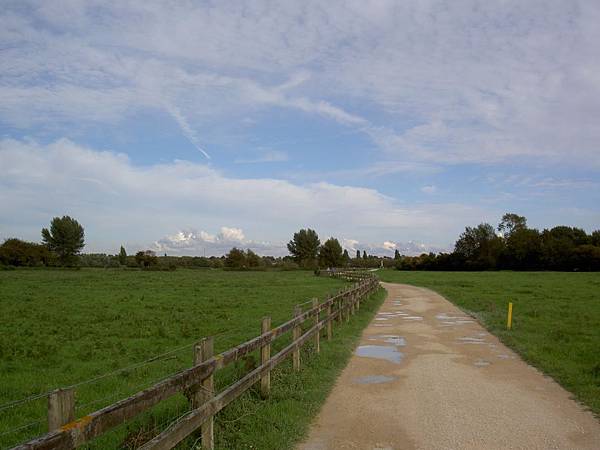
[{"left": 165, "top": 104, "right": 211, "bottom": 160}]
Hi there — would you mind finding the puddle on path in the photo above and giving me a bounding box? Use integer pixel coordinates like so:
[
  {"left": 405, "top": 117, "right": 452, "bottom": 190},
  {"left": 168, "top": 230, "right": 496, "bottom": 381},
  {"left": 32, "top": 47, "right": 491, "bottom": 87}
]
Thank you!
[
  {"left": 355, "top": 345, "right": 404, "bottom": 363},
  {"left": 457, "top": 336, "right": 486, "bottom": 344},
  {"left": 353, "top": 375, "right": 397, "bottom": 385},
  {"left": 368, "top": 335, "right": 407, "bottom": 346},
  {"left": 374, "top": 323, "right": 393, "bottom": 327},
  {"left": 474, "top": 359, "right": 491, "bottom": 367},
  {"left": 402, "top": 316, "right": 423, "bottom": 320}
]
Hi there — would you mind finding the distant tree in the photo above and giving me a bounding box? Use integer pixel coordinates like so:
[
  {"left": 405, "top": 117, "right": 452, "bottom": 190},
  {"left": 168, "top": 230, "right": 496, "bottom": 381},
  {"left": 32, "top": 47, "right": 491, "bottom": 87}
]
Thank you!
[
  {"left": 394, "top": 249, "right": 401, "bottom": 260},
  {"left": 342, "top": 249, "right": 350, "bottom": 266},
  {"left": 319, "top": 238, "right": 344, "bottom": 268},
  {"left": 540, "top": 226, "right": 589, "bottom": 270},
  {"left": 41, "top": 216, "right": 85, "bottom": 265},
  {"left": 0, "top": 238, "right": 53, "bottom": 266},
  {"left": 287, "top": 228, "right": 320, "bottom": 268},
  {"left": 591, "top": 230, "right": 600, "bottom": 247},
  {"left": 225, "top": 247, "right": 247, "bottom": 269},
  {"left": 245, "top": 249, "right": 263, "bottom": 267},
  {"left": 454, "top": 223, "right": 503, "bottom": 269},
  {"left": 355, "top": 249, "right": 360, "bottom": 259},
  {"left": 501, "top": 227, "right": 542, "bottom": 270},
  {"left": 118, "top": 246, "right": 127, "bottom": 265},
  {"left": 135, "top": 250, "right": 158, "bottom": 268},
  {"left": 362, "top": 250, "right": 368, "bottom": 259},
  {"left": 571, "top": 245, "right": 600, "bottom": 271},
  {"left": 498, "top": 213, "right": 527, "bottom": 238}
]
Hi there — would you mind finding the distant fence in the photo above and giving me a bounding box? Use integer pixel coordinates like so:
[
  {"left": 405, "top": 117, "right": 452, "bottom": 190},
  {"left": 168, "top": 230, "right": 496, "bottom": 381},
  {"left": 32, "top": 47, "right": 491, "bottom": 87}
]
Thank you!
[{"left": 14, "top": 270, "right": 379, "bottom": 449}]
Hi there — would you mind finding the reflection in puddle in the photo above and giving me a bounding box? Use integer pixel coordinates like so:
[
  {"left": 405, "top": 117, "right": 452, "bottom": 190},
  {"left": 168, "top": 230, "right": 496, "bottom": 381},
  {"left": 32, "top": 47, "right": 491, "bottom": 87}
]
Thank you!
[
  {"left": 353, "top": 375, "right": 397, "bottom": 385},
  {"left": 402, "top": 316, "right": 423, "bottom": 320},
  {"left": 474, "top": 359, "right": 491, "bottom": 367},
  {"left": 355, "top": 345, "right": 404, "bottom": 363}
]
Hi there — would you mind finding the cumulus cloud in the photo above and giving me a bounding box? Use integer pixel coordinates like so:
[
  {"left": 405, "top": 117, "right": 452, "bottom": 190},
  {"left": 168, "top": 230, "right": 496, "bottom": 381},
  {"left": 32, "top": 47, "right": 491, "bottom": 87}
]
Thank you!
[
  {"left": 153, "top": 227, "right": 286, "bottom": 256},
  {"left": 0, "top": 138, "right": 486, "bottom": 252}
]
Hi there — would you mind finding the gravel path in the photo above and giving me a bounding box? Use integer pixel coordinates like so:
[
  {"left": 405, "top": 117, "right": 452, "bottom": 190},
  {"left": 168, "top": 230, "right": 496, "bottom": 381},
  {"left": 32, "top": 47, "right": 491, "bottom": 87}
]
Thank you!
[{"left": 297, "top": 282, "right": 600, "bottom": 450}]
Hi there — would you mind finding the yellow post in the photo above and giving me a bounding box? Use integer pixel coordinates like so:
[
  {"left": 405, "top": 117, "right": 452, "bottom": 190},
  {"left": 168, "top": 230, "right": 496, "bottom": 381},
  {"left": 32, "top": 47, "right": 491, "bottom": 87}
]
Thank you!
[{"left": 507, "top": 302, "right": 513, "bottom": 330}]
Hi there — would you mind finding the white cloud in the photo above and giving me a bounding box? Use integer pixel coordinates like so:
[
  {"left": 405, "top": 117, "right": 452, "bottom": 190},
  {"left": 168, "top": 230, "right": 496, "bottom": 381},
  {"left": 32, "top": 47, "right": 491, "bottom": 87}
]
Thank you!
[
  {"left": 0, "top": 138, "right": 487, "bottom": 252},
  {"left": 2, "top": 2, "right": 599, "bottom": 167},
  {"left": 382, "top": 241, "right": 397, "bottom": 251},
  {"left": 421, "top": 185, "right": 437, "bottom": 194}
]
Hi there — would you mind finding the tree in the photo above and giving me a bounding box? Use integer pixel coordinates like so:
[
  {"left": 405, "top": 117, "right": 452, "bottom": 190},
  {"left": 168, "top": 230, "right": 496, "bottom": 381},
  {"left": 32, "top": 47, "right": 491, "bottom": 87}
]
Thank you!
[
  {"left": 342, "top": 249, "right": 350, "bottom": 266},
  {"left": 501, "top": 228, "right": 542, "bottom": 270},
  {"left": 394, "top": 249, "right": 401, "bottom": 260},
  {"left": 225, "top": 247, "right": 247, "bottom": 269},
  {"left": 41, "top": 216, "right": 85, "bottom": 265},
  {"left": 591, "top": 230, "right": 600, "bottom": 247},
  {"left": 287, "top": 228, "right": 320, "bottom": 268},
  {"left": 118, "top": 246, "right": 127, "bottom": 265},
  {"left": 498, "top": 213, "right": 527, "bottom": 238},
  {"left": 355, "top": 250, "right": 360, "bottom": 259},
  {"left": 362, "top": 250, "right": 368, "bottom": 259},
  {"left": 0, "top": 238, "right": 53, "bottom": 266},
  {"left": 319, "top": 238, "right": 344, "bottom": 268},
  {"left": 135, "top": 250, "right": 158, "bottom": 268},
  {"left": 245, "top": 249, "right": 263, "bottom": 267},
  {"left": 454, "top": 223, "right": 503, "bottom": 269}
]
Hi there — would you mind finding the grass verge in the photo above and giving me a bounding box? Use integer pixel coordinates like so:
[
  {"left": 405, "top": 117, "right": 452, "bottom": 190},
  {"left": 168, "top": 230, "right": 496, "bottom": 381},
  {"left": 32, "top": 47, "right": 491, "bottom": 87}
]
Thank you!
[{"left": 376, "top": 269, "right": 600, "bottom": 415}]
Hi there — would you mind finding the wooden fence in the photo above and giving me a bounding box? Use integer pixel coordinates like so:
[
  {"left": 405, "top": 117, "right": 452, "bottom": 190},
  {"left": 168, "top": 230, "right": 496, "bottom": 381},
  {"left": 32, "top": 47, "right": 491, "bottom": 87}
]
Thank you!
[{"left": 15, "top": 271, "right": 379, "bottom": 450}]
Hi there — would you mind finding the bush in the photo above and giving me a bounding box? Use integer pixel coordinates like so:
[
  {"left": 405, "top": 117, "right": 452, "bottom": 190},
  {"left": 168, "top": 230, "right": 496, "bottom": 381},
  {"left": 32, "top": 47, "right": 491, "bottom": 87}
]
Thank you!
[{"left": 0, "top": 238, "right": 54, "bottom": 267}]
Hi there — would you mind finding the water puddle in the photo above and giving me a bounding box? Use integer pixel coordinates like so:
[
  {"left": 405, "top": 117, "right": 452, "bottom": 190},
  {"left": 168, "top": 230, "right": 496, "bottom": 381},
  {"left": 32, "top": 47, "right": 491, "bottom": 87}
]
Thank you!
[
  {"left": 353, "top": 375, "right": 397, "bottom": 385},
  {"left": 402, "top": 316, "right": 423, "bottom": 320},
  {"left": 457, "top": 337, "right": 486, "bottom": 344},
  {"left": 368, "top": 335, "right": 407, "bottom": 346},
  {"left": 355, "top": 345, "right": 404, "bottom": 363},
  {"left": 374, "top": 323, "right": 393, "bottom": 327},
  {"left": 474, "top": 359, "right": 491, "bottom": 367},
  {"left": 375, "top": 317, "right": 389, "bottom": 321}
]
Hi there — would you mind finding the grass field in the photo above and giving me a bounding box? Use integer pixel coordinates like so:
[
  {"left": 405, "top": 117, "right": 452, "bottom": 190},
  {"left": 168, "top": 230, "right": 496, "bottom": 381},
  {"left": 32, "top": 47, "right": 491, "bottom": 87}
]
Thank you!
[
  {"left": 377, "top": 269, "right": 600, "bottom": 415},
  {"left": 0, "top": 268, "right": 384, "bottom": 448}
]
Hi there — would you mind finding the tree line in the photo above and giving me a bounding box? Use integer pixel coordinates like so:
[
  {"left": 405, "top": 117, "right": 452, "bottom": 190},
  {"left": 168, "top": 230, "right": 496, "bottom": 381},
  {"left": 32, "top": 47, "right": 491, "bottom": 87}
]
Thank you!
[
  {"left": 2, "top": 214, "right": 599, "bottom": 271},
  {"left": 395, "top": 213, "right": 600, "bottom": 271}
]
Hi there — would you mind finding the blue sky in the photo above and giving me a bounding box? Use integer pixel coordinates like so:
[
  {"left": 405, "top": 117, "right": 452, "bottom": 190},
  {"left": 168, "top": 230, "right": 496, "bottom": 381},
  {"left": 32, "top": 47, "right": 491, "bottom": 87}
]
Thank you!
[{"left": 1, "top": 1, "right": 599, "bottom": 256}]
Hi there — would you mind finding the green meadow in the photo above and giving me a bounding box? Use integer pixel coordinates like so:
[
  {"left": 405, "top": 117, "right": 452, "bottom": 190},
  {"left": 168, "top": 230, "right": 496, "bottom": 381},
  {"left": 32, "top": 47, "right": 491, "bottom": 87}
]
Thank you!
[
  {"left": 0, "top": 269, "right": 384, "bottom": 448},
  {"left": 377, "top": 270, "right": 600, "bottom": 416}
]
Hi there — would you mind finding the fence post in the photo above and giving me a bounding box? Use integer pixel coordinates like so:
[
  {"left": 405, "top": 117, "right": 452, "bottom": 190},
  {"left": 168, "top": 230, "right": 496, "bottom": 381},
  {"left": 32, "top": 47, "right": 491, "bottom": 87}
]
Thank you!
[
  {"left": 260, "top": 316, "right": 271, "bottom": 398},
  {"left": 337, "top": 298, "right": 343, "bottom": 324},
  {"left": 345, "top": 294, "right": 350, "bottom": 323},
  {"left": 293, "top": 305, "right": 301, "bottom": 371},
  {"left": 198, "top": 337, "right": 214, "bottom": 450},
  {"left": 312, "top": 298, "right": 320, "bottom": 354},
  {"left": 48, "top": 388, "right": 75, "bottom": 431},
  {"left": 326, "top": 302, "right": 333, "bottom": 341}
]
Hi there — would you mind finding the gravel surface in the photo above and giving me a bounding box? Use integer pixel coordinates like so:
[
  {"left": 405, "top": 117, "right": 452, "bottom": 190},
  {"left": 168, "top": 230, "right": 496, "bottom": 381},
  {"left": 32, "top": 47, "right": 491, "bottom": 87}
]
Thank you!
[{"left": 297, "top": 282, "right": 600, "bottom": 450}]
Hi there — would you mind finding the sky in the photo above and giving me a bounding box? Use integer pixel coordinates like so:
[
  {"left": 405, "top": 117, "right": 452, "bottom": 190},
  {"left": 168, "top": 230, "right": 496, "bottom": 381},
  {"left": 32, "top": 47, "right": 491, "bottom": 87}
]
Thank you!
[{"left": 1, "top": 1, "right": 599, "bottom": 257}]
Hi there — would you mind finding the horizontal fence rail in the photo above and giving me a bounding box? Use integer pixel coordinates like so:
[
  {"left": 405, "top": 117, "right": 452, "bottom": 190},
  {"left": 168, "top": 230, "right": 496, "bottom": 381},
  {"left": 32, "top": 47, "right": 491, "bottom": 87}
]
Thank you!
[{"left": 13, "top": 271, "right": 379, "bottom": 450}]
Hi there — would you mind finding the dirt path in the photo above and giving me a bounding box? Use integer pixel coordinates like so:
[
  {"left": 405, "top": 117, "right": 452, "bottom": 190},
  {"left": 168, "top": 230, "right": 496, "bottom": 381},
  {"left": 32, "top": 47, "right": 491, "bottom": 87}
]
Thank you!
[{"left": 297, "top": 282, "right": 600, "bottom": 450}]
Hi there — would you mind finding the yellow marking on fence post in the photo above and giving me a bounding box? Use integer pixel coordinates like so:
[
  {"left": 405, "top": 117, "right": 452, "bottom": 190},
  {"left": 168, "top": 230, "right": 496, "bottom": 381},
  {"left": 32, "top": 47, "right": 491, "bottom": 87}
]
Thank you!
[{"left": 507, "top": 302, "right": 513, "bottom": 330}]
